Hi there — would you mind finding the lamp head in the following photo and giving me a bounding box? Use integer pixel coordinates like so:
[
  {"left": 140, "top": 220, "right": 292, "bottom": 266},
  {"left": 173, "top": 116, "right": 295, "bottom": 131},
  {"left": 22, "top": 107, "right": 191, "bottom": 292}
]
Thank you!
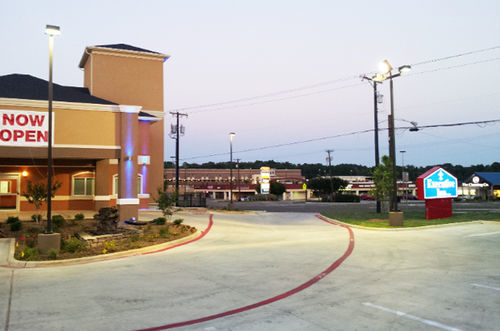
[
  {"left": 372, "top": 73, "right": 385, "bottom": 82},
  {"left": 45, "top": 25, "right": 61, "bottom": 36},
  {"left": 398, "top": 65, "right": 412, "bottom": 74},
  {"left": 378, "top": 60, "right": 393, "bottom": 75}
]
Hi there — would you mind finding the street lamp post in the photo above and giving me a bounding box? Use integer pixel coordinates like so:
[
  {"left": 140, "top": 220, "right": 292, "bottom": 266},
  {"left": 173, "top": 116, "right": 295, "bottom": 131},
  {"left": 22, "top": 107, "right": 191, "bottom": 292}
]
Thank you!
[
  {"left": 375, "top": 60, "right": 411, "bottom": 215},
  {"left": 229, "top": 132, "right": 235, "bottom": 208},
  {"left": 45, "top": 24, "right": 60, "bottom": 234}
]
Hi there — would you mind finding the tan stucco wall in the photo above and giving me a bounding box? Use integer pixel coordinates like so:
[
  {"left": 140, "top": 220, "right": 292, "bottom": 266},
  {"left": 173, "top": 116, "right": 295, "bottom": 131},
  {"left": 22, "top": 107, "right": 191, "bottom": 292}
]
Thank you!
[{"left": 89, "top": 53, "right": 164, "bottom": 111}]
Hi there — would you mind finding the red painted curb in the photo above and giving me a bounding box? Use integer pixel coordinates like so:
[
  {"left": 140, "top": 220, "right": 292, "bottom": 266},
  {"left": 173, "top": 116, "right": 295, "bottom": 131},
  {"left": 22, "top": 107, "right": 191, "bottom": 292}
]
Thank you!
[
  {"left": 0, "top": 215, "right": 213, "bottom": 269},
  {"left": 138, "top": 214, "right": 355, "bottom": 331}
]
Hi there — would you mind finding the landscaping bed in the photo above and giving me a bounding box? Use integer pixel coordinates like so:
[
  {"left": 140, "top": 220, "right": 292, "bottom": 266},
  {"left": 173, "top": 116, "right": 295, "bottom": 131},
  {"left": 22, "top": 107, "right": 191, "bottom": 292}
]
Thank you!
[
  {"left": 321, "top": 210, "right": 500, "bottom": 228},
  {"left": 0, "top": 215, "right": 196, "bottom": 261}
]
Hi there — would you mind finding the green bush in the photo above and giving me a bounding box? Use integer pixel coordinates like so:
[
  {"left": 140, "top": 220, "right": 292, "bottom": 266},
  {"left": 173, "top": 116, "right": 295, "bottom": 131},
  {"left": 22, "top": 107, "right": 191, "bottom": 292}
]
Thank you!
[
  {"left": 26, "top": 227, "right": 41, "bottom": 235},
  {"left": 159, "top": 228, "right": 170, "bottom": 238},
  {"left": 249, "top": 194, "right": 278, "bottom": 201},
  {"left": 61, "top": 237, "right": 87, "bottom": 253},
  {"left": 48, "top": 249, "right": 57, "bottom": 260},
  {"left": 129, "top": 233, "right": 140, "bottom": 242},
  {"left": 173, "top": 218, "right": 184, "bottom": 225},
  {"left": 19, "top": 246, "right": 39, "bottom": 261},
  {"left": 334, "top": 194, "right": 361, "bottom": 203},
  {"left": 104, "top": 241, "right": 116, "bottom": 252},
  {"left": 154, "top": 217, "right": 166, "bottom": 225},
  {"left": 74, "top": 213, "right": 84, "bottom": 220},
  {"left": 10, "top": 221, "right": 22, "bottom": 232},
  {"left": 7, "top": 216, "right": 19, "bottom": 224},
  {"left": 51, "top": 215, "right": 66, "bottom": 228}
]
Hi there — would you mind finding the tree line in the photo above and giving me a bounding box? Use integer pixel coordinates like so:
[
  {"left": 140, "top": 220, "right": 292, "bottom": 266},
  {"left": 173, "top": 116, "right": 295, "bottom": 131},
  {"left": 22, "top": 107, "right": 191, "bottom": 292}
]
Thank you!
[{"left": 164, "top": 160, "right": 500, "bottom": 182}]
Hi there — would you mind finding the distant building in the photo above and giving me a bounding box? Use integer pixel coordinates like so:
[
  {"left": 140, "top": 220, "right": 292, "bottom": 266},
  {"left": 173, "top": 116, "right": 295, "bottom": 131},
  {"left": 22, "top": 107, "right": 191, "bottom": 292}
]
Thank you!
[
  {"left": 164, "top": 168, "right": 306, "bottom": 200},
  {"left": 461, "top": 172, "right": 500, "bottom": 199}
]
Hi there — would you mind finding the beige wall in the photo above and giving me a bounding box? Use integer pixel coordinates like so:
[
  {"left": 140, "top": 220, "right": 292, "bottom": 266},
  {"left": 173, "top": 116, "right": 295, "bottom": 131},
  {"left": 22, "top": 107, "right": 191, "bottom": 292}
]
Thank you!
[{"left": 88, "top": 52, "right": 164, "bottom": 111}]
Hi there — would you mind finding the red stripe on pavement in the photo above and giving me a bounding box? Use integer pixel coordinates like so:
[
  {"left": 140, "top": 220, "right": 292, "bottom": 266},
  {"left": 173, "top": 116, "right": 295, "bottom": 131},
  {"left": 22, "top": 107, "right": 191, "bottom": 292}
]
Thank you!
[
  {"left": 138, "top": 214, "right": 354, "bottom": 331},
  {"left": 141, "top": 214, "right": 213, "bottom": 255}
]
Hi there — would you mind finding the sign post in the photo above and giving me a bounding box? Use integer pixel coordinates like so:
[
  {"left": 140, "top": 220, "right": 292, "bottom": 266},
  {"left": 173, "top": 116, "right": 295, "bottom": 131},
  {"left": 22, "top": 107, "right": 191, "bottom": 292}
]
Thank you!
[
  {"left": 260, "top": 167, "right": 271, "bottom": 195},
  {"left": 417, "top": 167, "right": 458, "bottom": 219}
]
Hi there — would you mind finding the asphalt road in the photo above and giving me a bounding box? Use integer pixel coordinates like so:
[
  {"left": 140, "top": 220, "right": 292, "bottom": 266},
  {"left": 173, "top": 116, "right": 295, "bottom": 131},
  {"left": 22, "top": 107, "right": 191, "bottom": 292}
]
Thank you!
[{"left": 1, "top": 211, "right": 499, "bottom": 330}]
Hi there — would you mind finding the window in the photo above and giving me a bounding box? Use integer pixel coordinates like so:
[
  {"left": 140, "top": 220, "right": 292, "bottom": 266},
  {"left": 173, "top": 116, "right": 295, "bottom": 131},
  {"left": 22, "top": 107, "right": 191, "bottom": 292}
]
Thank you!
[
  {"left": 0, "top": 181, "right": 10, "bottom": 194},
  {"left": 72, "top": 172, "right": 95, "bottom": 196},
  {"left": 113, "top": 174, "right": 143, "bottom": 195}
]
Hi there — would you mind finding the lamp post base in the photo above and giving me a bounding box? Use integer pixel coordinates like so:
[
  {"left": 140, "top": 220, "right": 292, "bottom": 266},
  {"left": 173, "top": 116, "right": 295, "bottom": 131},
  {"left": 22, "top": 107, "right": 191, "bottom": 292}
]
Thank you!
[
  {"left": 38, "top": 233, "right": 61, "bottom": 254},
  {"left": 389, "top": 211, "right": 404, "bottom": 226}
]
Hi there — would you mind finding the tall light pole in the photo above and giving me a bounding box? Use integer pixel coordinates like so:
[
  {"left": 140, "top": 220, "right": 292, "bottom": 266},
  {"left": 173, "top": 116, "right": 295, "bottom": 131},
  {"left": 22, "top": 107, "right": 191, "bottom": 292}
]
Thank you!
[
  {"left": 45, "top": 24, "right": 60, "bottom": 234},
  {"left": 236, "top": 158, "right": 241, "bottom": 200},
  {"left": 362, "top": 75, "right": 383, "bottom": 213},
  {"left": 229, "top": 132, "right": 235, "bottom": 208},
  {"left": 375, "top": 60, "right": 411, "bottom": 214},
  {"left": 169, "top": 111, "right": 187, "bottom": 204}
]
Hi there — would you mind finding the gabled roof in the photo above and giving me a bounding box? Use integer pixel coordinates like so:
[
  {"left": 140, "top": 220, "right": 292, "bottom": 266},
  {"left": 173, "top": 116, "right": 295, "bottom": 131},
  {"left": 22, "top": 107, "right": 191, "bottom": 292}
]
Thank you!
[
  {"left": 473, "top": 172, "right": 500, "bottom": 186},
  {"left": 95, "top": 44, "right": 160, "bottom": 54},
  {"left": 79, "top": 43, "right": 169, "bottom": 68},
  {"left": 0, "top": 74, "right": 116, "bottom": 105}
]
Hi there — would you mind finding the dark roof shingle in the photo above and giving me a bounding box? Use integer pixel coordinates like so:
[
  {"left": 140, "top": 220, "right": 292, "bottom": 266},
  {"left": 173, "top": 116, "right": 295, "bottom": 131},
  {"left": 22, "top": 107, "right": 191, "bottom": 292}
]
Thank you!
[
  {"left": 0, "top": 74, "right": 116, "bottom": 105},
  {"left": 95, "top": 44, "right": 160, "bottom": 54}
]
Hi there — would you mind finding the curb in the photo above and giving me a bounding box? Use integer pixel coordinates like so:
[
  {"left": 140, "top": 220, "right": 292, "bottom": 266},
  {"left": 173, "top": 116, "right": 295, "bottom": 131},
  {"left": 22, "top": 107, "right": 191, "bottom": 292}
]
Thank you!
[
  {"left": 319, "top": 215, "right": 500, "bottom": 231},
  {"left": 4, "top": 230, "right": 201, "bottom": 268}
]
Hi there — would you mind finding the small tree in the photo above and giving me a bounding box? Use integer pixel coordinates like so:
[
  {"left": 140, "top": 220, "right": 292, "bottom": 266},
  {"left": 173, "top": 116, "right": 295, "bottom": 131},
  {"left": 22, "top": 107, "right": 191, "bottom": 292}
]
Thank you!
[
  {"left": 255, "top": 181, "right": 287, "bottom": 197},
  {"left": 155, "top": 188, "right": 176, "bottom": 220},
  {"left": 23, "top": 180, "right": 61, "bottom": 223},
  {"left": 372, "top": 155, "right": 393, "bottom": 212}
]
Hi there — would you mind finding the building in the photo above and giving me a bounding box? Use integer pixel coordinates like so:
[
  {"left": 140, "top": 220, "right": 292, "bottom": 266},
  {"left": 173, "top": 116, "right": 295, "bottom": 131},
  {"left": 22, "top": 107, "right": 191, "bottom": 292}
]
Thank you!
[
  {"left": 0, "top": 44, "right": 168, "bottom": 221},
  {"left": 164, "top": 168, "right": 306, "bottom": 200},
  {"left": 461, "top": 172, "right": 500, "bottom": 199}
]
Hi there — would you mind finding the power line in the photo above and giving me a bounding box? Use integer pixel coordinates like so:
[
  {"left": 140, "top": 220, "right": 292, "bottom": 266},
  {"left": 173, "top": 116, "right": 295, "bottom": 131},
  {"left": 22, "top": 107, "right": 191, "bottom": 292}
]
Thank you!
[
  {"left": 180, "top": 119, "right": 500, "bottom": 161},
  {"left": 166, "top": 45, "right": 500, "bottom": 115},
  {"left": 410, "top": 45, "right": 500, "bottom": 66}
]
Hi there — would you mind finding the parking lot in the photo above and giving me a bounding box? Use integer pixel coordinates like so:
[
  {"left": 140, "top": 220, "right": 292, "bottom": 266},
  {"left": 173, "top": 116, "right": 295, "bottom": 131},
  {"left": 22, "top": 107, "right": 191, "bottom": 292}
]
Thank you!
[{"left": 1, "top": 210, "right": 499, "bottom": 330}]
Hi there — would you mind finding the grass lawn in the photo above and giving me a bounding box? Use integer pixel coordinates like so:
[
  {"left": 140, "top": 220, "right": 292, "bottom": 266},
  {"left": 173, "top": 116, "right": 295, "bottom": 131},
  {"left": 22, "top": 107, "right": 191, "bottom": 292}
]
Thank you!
[{"left": 321, "top": 210, "right": 500, "bottom": 228}]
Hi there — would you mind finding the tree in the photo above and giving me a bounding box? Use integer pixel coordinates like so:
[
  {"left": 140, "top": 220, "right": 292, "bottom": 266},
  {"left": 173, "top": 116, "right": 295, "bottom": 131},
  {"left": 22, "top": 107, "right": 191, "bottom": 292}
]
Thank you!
[
  {"left": 23, "top": 180, "right": 61, "bottom": 223},
  {"left": 372, "top": 155, "right": 393, "bottom": 211},
  {"left": 308, "top": 177, "right": 348, "bottom": 197},
  {"left": 155, "top": 188, "right": 176, "bottom": 220}
]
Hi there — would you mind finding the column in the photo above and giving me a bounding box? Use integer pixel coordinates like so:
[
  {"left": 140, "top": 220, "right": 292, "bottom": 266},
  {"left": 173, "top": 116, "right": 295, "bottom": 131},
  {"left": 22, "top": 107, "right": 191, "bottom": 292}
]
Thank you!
[{"left": 94, "top": 159, "right": 111, "bottom": 210}]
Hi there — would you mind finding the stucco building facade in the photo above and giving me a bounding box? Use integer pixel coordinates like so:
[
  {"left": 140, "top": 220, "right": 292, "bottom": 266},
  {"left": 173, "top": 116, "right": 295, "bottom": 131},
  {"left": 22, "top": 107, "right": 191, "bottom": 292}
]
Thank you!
[{"left": 0, "top": 44, "right": 168, "bottom": 221}]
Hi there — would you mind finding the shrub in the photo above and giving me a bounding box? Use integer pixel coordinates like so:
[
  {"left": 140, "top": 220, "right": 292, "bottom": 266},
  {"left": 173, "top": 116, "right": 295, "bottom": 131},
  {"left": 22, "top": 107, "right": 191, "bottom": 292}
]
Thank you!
[
  {"left": 10, "top": 221, "right": 22, "bottom": 232},
  {"left": 19, "top": 246, "right": 39, "bottom": 261},
  {"left": 26, "top": 227, "right": 41, "bottom": 235},
  {"left": 74, "top": 213, "right": 84, "bottom": 220},
  {"left": 48, "top": 249, "right": 57, "bottom": 260},
  {"left": 249, "top": 194, "right": 278, "bottom": 201},
  {"left": 334, "top": 194, "right": 361, "bottom": 203},
  {"left": 61, "top": 237, "right": 87, "bottom": 253},
  {"left": 104, "top": 241, "right": 116, "bottom": 253},
  {"left": 51, "top": 215, "right": 66, "bottom": 229},
  {"left": 159, "top": 228, "right": 170, "bottom": 238},
  {"left": 154, "top": 217, "right": 166, "bottom": 225},
  {"left": 129, "top": 233, "right": 140, "bottom": 242},
  {"left": 7, "top": 216, "right": 19, "bottom": 224},
  {"left": 173, "top": 219, "right": 184, "bottom": 225}
]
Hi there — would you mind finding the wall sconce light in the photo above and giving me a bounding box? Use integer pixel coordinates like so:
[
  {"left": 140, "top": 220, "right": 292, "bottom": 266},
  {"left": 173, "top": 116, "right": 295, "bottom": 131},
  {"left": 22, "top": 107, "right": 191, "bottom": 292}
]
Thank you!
[
  {"left": 124, "top": 156, "right": 132, "bottom": 161},
  {"left": 22, "top": 171, "right": 29, "bottom": 177}
]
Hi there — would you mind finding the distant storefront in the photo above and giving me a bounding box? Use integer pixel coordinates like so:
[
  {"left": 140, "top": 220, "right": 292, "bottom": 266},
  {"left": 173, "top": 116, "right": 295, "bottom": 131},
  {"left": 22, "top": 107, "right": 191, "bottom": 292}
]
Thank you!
[{"left": 462, "top": 172, "right": 500, "bottom": 199}]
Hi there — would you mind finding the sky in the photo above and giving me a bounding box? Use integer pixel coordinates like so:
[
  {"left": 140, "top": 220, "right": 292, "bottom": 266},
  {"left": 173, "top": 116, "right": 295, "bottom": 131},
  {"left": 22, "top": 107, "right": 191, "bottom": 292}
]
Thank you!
[{"left": 1, "top": 0, "right": 499, "bottom": 168}]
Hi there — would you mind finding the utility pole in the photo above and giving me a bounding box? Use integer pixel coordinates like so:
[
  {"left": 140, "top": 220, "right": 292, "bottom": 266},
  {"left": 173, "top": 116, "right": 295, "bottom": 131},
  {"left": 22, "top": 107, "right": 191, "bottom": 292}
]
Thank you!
[
  {"left": 236, "top": 158, "right": 241, "bottom": 200},
  {"left": 362, "top": 75, "right": 382, "bottom": 213},
  {"left": 326, "top": 149, "right": 334, "bottom": 201},
  {"left": 169, "top": 111, "right": 188, "bottom": 204}
]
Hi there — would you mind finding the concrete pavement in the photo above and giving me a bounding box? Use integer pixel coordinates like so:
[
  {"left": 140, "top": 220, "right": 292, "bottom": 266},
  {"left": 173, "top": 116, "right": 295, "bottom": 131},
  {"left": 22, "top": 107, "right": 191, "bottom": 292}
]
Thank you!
[{"left": 1, "top": 211, "right": 499, "bottom": 330}]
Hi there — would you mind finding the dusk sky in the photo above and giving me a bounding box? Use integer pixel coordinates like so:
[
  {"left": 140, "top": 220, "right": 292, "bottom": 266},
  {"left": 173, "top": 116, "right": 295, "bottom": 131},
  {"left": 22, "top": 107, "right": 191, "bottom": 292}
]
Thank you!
[{"left": 2, "top": 1, "right": 499, "bottom": 167}]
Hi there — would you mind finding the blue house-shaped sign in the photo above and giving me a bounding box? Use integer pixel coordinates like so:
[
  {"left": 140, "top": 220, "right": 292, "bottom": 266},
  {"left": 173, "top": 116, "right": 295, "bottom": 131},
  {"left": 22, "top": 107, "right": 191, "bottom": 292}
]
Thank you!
[{"left": 418, "top": 167, "right": 458, "bottom": 199}]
